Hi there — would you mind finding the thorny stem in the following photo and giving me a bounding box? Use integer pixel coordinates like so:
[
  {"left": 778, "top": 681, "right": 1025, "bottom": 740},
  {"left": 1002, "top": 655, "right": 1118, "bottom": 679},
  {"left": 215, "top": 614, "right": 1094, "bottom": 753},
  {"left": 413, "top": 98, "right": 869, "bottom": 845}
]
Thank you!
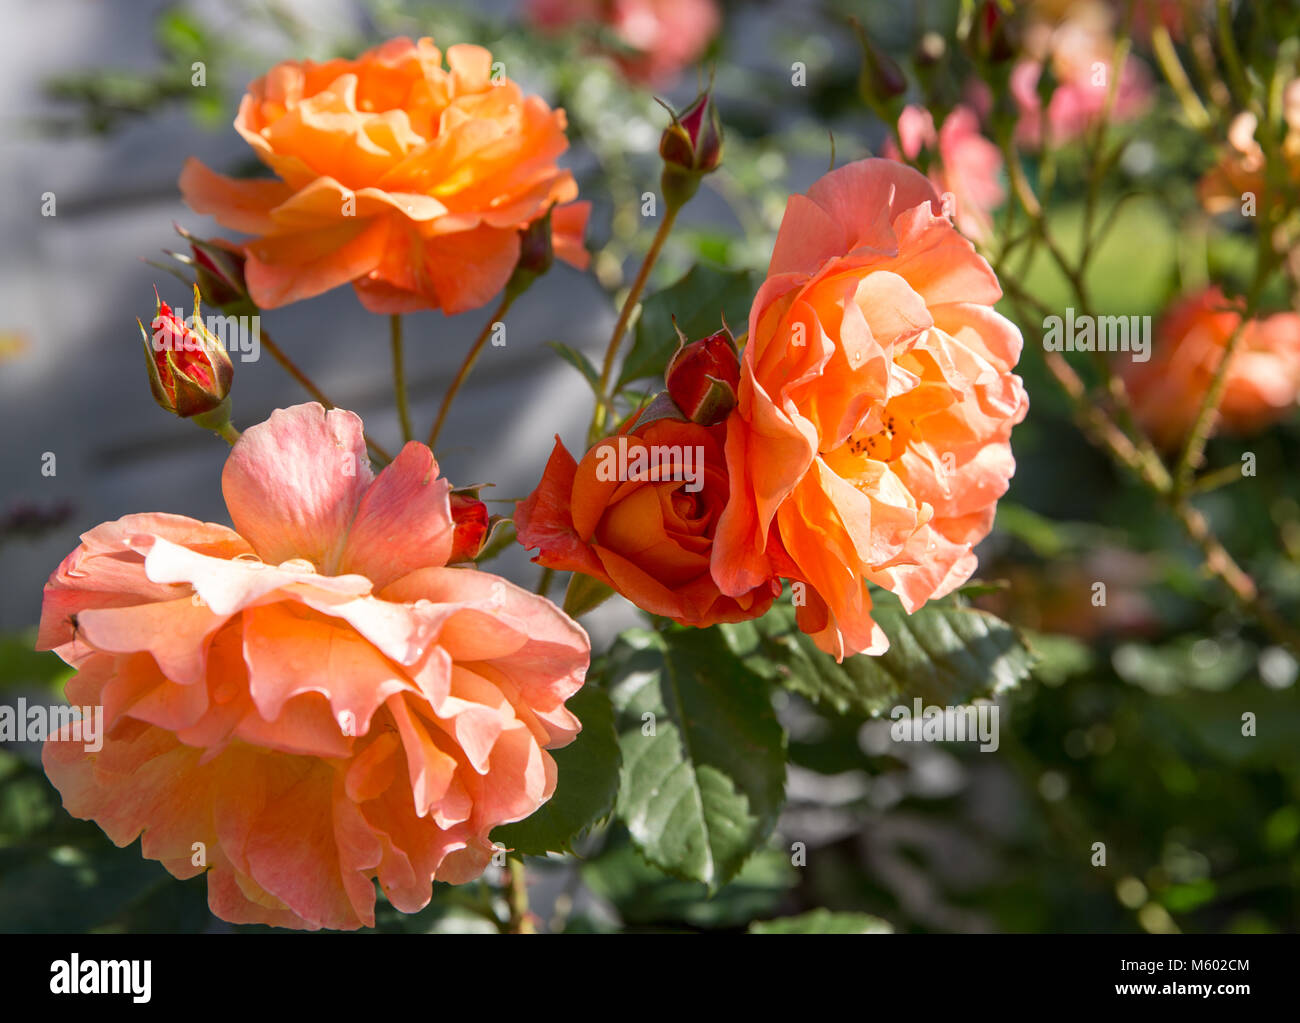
[
  {"left": 390, "top": 314, "right": 413, "bottom": 444},
  {"left": 1011, "top": 286, "right": 1300, "bottom": 652},
  {"left": 997, "top": 135, "right": 1157, "bottom": 461},
  {"left": 1186, "top": 461, "right": 1248, "bottom": 497},
  {"left": 590, "top": 203, "right": 680, "bottom": 443},
  {"left": 258, "top": 327, "right": 394, "bottom": 464},
  {"left": 426, "top": 293, "right": 515, "bottom": 452},
  {"left": 1170, "top": 282, "right": 1266, "bottom": 496},
  {"left": 992, "top": 47, "right": 1300, "bottom": 653}
]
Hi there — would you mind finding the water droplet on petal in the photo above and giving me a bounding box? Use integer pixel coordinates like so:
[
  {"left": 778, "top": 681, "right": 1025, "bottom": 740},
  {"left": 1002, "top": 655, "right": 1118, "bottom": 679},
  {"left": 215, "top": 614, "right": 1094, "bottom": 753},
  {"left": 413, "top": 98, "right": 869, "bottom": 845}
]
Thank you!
[{"left": 277, "top": 557, "right": 317, "bottom": 574}]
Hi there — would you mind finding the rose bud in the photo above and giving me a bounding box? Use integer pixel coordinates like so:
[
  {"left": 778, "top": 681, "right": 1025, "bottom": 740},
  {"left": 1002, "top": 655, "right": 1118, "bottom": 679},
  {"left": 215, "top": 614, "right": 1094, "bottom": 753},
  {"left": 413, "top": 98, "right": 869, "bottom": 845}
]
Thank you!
[
  {"left": 448, "top": 490, "right": 491, "bottom": 563},
  {"left": 659, "top": 87, "right": 723, "bottom": 209},
  {"left": 172, "top": 223, "right": 252, "bottom": 313},
  {"left": 851, "top": 18, "right": 907, "bottom": 113},
  {"left": 139, "top": 284, "right": 233, "bottom": 422},
  {"left": 966, "top": 0, "right": 1019, "bottom": 65},
  {"left": 665, "top": 323, "right": 740, "bottom": 426},
  {"left": 504, "top": 207, "right": 556, "bottom": 302},
  {"left": 516, "top": 416, "right": 777, "bottom": 629}
]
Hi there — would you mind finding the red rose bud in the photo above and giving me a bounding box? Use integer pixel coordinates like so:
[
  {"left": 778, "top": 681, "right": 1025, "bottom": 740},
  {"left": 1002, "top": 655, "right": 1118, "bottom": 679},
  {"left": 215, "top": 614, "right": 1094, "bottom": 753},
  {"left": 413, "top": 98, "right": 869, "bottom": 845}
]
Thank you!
[
  {"left": 966, "top": 0, "right": 1019, "bottom": 65},
  {"left": 659, "top": 88, "right": 723, "bottom": 209},
  {"left": 449, "top": 491, "right": 491, "bottom": 563},
  {"left": 665, "top": 324, "right": 740, "bottom": 426},
  {"left": 174, "top": 223, "right": 251, "bottom": 312},
  {"left": 660, "top": 91, "right": 723, "bottom": 173},
  {"left": 139, "top": 284, "right": 233, "bottom": 421}
]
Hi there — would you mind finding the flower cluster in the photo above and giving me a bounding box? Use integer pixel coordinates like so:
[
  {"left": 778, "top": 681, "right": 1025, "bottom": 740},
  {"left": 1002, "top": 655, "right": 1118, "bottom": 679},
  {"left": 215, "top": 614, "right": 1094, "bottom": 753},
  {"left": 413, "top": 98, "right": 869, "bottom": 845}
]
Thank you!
[
  {"left": 519, "top": 160, "right": 1029, "bottom": 659},
  {"left": 39, "top": 15, "right": 1083, "bottom": 933}
]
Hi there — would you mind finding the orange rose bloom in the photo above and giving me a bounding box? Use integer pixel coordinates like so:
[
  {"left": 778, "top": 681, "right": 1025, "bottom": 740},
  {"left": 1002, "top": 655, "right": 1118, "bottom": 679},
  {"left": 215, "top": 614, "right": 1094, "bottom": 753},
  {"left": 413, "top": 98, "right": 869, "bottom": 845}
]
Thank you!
[
  {"left": 1122, "top": 286, "right": 1300, "bottom": 448},
  {"left": 180, "top": 37, "right": 590, "bottom": 315},
  {"left": 712, "top": 159, "right": 1029, "bottom": 660},
  {"left": 527, "top": 0, "right": 721, "bottom": 85},
  {"left": 1200, "top": 80, "right": 1300, "bottom": 216},
  {"left": 516, "top": 418, "right": 777, "bottom": 627},
  {"left": 38, "top": 404, "right": 590, "bottom": 930}
]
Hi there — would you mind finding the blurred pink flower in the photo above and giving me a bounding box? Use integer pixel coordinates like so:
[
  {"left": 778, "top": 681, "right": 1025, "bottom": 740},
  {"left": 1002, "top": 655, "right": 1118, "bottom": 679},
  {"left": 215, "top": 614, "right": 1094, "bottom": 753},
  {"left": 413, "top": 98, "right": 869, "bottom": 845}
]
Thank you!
[
  {"left": 527, "top": 0, "right": 720, "bottom": 84},
  {"left": 1009, "top": 57, "right": 1150, "bottom": 146},
  {"left": 886, "top": 104, "right": 1005, "bottom": 243},
  {"left": 38, "top": 403, "right": 590, "bottom": 930},
  {"left": 1131, "top": 0, "right": 1205, "bottom": 40},
  {"left": 1006, "top": 5, "right": 1152, "bottom": 146}
]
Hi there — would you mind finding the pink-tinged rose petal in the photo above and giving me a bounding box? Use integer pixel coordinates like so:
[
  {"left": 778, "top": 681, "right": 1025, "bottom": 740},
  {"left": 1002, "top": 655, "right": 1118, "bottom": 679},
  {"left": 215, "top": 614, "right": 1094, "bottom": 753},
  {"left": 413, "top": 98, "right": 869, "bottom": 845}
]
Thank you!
[
  {"left": 338, "top": 441, "right": 455, "bottom": 587},
  {"left": 222, "top": 403, "right": 374, "bottom": 570}
]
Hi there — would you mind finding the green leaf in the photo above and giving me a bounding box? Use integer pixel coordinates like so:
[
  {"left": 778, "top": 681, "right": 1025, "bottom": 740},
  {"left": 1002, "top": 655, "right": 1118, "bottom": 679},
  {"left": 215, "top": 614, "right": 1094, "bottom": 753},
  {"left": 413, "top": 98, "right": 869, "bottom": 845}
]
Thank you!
[
  {"left": 607, "top": 627, "right": 786, "bottom": 889},
  {"left": 1025, "top": 630, "right": 1095, "bottom": 688},
  {"left": 994, "top": 503, "right": 1071, "bottom": 557},
  {"left": 723, "top": 597, "right": 1032, "bottom": 717},
  {"left": 1160, "top": 880, "right": 1216, "bottom": 914},
  {"left": 749, "top": 909, "right": 893, "bottom": 934},
  {"left": 617, "top": 264, "right": 759, "bottom": 388},
  {"left": 1111, "top": 637, "right": 1255, "bottom": 695},
  {"left": 369, "top": 882, "right": 501, "bottom": 934},
  {"left": 0, "top": 752, "right": 195, "bottom": 933},
  {"left": 492, "top": 684, "right": 621, "bottom": 856},
  {"left": 546, "top": 341, "right": 602, "bottom": 394},
  {"left": 955, "top": 578, "right": 1010, "bottom": 599},
  {"left": 581, "top": 837, "right": 796, "bottom": 929},
  {"left": 1160, "top": 686, "right": 1300, "bottom": 766},
  {"left": 562, "top": 572, "right": 617, "bottom": 618}
]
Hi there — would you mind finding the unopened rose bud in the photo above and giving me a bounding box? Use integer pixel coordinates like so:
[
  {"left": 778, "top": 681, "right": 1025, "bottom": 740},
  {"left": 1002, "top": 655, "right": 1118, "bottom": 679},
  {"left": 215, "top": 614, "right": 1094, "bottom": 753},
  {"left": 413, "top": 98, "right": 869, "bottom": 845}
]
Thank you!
[
  {"left": 659, "top": 88, "right": 723, "bottom": 210},
  {"left": 966, "top": 0, "right": 1019, "bottom": 65},
  {"left": 505, "top": 208, "right": 555, "bottom": 301},
  {"left": 449, "top": 491, "right": 491, "bottom": 563},
  {"left": 139, "top": 284, "right": 233, "bottom": 423},
  {"left": 174, "top": 223, "right": 252, "bottom": 312},
  {"left": 665, "top": 323, "right": 740, "bottom": 426},
  {"left": 851, "top": 19, "right": 907, "bottom": 113}
]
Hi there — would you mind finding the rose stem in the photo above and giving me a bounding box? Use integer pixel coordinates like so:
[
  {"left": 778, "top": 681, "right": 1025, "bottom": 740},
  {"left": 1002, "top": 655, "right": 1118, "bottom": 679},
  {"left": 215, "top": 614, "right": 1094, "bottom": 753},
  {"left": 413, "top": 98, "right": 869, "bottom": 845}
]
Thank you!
[
  {"left": 506, "top": 856, "right": 535, "bottom": 934},
  {"left": 390, "top": 314, "right": 413, "bottom": 443},
  {"left": 258, "top": 328, "right": 393, "bottom": 464},
  {"left": 590, "top": 204, "right": 680, "bottom": 444},
  {"left": 426, "top": 293, "right": 514, "bottom": 452}
]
